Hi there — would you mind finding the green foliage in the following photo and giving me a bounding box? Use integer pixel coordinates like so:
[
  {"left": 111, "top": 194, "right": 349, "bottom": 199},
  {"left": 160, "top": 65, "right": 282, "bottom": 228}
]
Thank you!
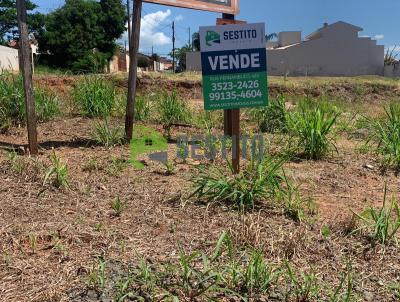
[
  {"left": 328, "top": 261, "right": 354, "bottom": 302},
  {"left": 87, "top": 258, "right": 107, "bottom": 289},
  {"left": 171, "top": 43, "right": 193, "bottom": 70},
  {"left": 111, "top": 197, "right": 124, "bottom": 217},
  {"left": 353, "top": 185, "right": 400, "bottom": 245},
  {"left": 0, "top": 73, "right": 59, "bottom": 132},
  {"left": 288, "top": 102, "right": 339, "bottom": 159},
  {"left": 72, "top": 76, "right": 116, "bottom": 117},
  {"left": 0, "top": 0, "right": 44, "bottom": 44},
  {"left": 371, "top": 103, "right": 400, "bottom": 168},
  {"left": 84, "top": 232, "right": 342, "bottom": 301},
  {"left": 134, "top": 95, "right": 151, "bottom": 121},
  {"left": 39, "top": 0, "right": 126, "bottom": 72},
  {"left": 251, "top": 96, "right": 287, "bottom": 133},
  {"left": 285, "top": 261, "right": 320, "bottom": 301},
  {"left": 92, "top": 119, "right": 124, "bottom": 147},
  {"left": 243, "top": 251, "right": 279, "bottom": 295},
  {"left": 43, "top": 151, "right": 69, "bottom": 189},
  {"left": 191, "top": 157, "right": 285, "bottom": 209},
  {"left": 278, "top": 172, "right": 317, "bottom": 223},
  {"left": 157, "top": 90, "right": 190, "bottom": 139}
]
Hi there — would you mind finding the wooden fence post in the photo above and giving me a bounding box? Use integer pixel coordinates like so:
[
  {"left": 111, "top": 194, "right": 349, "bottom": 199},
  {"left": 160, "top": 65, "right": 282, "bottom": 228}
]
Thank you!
[
  {"left": 16, "top": 0, "right": 38, "bottom": 155},
  {"left": 125, "top": 0, "right": 143, "bottom": 142}
]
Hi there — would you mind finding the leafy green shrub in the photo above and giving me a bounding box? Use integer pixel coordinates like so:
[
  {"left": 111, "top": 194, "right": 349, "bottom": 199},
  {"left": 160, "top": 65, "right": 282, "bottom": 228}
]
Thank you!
[
  {"left": 353, "top": 185, "right": 400, "bottom": 245},
  {"left": 72, "top": 76, "right": 116, "bottom": 117},
  {"left": 92, "top": 119, "right": 125, "bottom": 147},
  {"left": 288, "top": 103, "right": 339, "bottom": 159},
  {"left": 191, "top": 158, "right": 285, "bottom": 209},
  {"left": 0, "top": 73, "right": 59, "bottom": 132},
  {"left": 251, "top": 96, "right": 287, "bottom": 133},
  {"left": 371, "top": 104, "right": 400, "bottom": 168},
  {"left": 157, "top": 90, "right": 190, "bottom": 139}
]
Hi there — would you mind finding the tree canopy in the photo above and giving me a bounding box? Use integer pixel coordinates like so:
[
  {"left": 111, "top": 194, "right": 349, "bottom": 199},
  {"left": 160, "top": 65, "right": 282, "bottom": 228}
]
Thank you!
[
  {"left": 0, "top": 0, "right": 45, "bottom": 44},
  {"left": 39, "top": 0, "right": 127, "bottom": 73}
]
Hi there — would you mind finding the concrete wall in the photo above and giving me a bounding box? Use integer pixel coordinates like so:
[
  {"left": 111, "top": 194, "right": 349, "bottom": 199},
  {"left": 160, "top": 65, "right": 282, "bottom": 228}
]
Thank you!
[
  {"left": 268, "top": 23, "right": 384, "bottom": 76},
  {"left": 186, "top": 51, "right": 202, "bottom": 71},
  {"left": 384, "top": 64, "right": 400, "bottom": 78},
  {"left": 0, "top": 45, "right": 19, "bottom": 72},
  {"left": 278, "top": 31, "right": 301, "bottom": 47}
]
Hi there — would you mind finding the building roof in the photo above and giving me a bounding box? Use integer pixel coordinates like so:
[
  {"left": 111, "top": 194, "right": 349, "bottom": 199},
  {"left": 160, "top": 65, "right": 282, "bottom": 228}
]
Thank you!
[{"left": 306, "top": 21, "right": 363, "bottom": 40}]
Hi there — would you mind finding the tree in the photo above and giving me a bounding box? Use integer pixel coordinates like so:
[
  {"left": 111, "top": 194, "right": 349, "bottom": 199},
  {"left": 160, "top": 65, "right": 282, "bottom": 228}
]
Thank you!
[
  {"left": 266, "top": 33, "right": 278, "bottom": 41},
  {"left": 171, "top": 44, "right": 192, "bottom": 71},
  {"left": 192, "top": 32, "right": 200, "bottom": 51},
  {"left": 40, "top": 0, "right": 126, "bottom": 72},
  {"left": 0, "top": 0, "right": 45, "bottom": 44}
]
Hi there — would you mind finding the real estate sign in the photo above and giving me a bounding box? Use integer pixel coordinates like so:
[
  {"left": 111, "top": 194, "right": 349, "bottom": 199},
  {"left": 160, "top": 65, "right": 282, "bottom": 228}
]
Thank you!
[
  {"left": 200, "top": 23, "right": 268, "bottom": 110},
  {"left": 144, "top": 0, "right": 239, "bottom": 14}
]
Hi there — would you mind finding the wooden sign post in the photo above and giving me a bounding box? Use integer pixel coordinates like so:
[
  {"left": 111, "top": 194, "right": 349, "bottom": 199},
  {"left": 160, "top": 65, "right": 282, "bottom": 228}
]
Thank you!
[
  {"left": 125, "top": 0, "right": 143, "bottom": 141},
  {"left": 220, "top": 13, "right": 240, "bottom": 174},
  {"left": 16, "top": 0, "right": 38, "bottom": 155}
]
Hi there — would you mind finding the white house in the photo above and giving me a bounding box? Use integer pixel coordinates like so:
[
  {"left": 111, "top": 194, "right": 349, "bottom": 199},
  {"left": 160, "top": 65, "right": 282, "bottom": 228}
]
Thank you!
[
  {"left": 187, "top": 21, "right": 385, "bottom": 76},
  {"left": 0, "top": 45, "right": 19, "bottom": 72}
]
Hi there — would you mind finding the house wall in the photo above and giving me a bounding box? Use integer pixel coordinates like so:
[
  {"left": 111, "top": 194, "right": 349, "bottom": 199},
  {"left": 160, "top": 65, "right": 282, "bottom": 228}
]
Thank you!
[
  {"left": 278, "top": 31, "right": 301, "bottom": 47},
  {"left": 186, "top": 51, "right": 202, "bottom": 71},
  {"left": 268, "top": 24, "right": 384, "bottom": 76},
  {"left": 384, "top": 64, "right": 400, "bottom": 78},
  {"left": 0, "top": 45, "right": 19, "bottom": 72}
]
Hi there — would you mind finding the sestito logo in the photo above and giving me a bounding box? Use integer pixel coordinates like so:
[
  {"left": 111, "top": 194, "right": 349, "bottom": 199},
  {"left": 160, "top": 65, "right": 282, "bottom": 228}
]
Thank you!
[{"left": 205, "top": 31, "right": 221, "bottom": 46}]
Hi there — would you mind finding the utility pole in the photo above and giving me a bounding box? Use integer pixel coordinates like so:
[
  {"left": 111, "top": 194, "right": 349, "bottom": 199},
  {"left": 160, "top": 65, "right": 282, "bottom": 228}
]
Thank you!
[
  {"left": 172, "top": 21, "right": 175, "bottom": 73},
  {"left": 125, "top": 0, "right": 143, "bottom": 141},
  {"left": 16, "top": 0, "right": 38, "bottom": 155},
  {"left": 188, "top": 27, "right": 191, "bottom": 49}
]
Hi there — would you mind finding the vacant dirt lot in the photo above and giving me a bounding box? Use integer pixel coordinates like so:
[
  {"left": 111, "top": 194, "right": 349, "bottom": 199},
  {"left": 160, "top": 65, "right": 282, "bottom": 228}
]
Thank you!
[{"left": 1, "top": 74, "right": 400, "bottom": 301}]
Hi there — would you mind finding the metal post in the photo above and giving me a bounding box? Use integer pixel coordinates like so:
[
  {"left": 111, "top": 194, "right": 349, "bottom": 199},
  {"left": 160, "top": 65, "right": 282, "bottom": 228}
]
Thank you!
[{"left": 17, "top": 0, "right": 38, "bottom": 155}]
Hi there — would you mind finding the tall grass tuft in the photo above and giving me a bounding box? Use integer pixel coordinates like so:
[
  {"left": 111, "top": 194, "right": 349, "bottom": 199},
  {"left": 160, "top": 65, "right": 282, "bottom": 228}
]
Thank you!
[
  {"left": 0, "top": 73, "right": 59, "bottom": 132},
  {"left": 251, "top": 96, "right": 288, "bottom": 133},
  {"left": 353, "top": 184, "right": 400, "bottom": 245},
  {"left": 288, "top": 103, "right": 339, "bottom": 159},
  {"left": 92, "top": 119, "right": 125, "bottom": 147},
  {"left": 135, "top": 95, "right": 151, "bottom": 121},
  {"left": 72, "top": 76, "right": 116, "bottom": 117},
  {"left": 371, "top": 103, "right": 400, "bottom": 168},
  {"left": 157, "top": 90, "right": 190, "bottom": 139},
  {"left": 191, "top": 157, "right": 285, "bottom": 209}
]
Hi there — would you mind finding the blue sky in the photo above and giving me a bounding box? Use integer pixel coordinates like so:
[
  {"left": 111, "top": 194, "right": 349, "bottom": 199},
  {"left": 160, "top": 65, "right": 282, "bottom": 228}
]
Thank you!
[{"left": 34, "top": 0, "right": 400, "bottom": 56}]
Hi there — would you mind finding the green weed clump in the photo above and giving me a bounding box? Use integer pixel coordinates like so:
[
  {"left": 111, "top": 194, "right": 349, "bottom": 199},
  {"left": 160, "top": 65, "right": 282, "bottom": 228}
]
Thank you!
[
  {"left": 156, "top": 90, "right": 191, "bottom": 139},
  {"left": 72, "top": 76, "right": 116, "bottom": 117},
  {"left": 353, "top": 185, "right": 400, "bottom": 246},
  {"left": 43, "top": 151, "right": 69, "bottom": 189},
  {"left": 82, "top": 232, "right": 359, "bottom": 301},
  {"left": 371, "top": 104, "right": 400, "bottom": 168},
  {"left": 92, "top": 119, "right": 125, "bottom": 147},
  {"left": 135, "top": 95, "right": 151, "bottom": 121},
  {"left": 288, "top": 102, "right": 339, "bottom": 159},
  {"left": 251, "top": 96, "right": 288, "bottom": 133},
  {"left": 0, "top": 73, "right": 59, "bottom": 132},
  {"left": 191, "top": 158, "right": 285, "bottom": 209}
]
